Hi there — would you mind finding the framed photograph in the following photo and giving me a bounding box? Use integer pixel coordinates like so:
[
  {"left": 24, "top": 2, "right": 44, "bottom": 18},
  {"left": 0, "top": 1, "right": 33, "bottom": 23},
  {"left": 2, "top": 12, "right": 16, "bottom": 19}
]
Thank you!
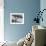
[{"left": 10, "top": 13, "right": 24, "bottom": 24}]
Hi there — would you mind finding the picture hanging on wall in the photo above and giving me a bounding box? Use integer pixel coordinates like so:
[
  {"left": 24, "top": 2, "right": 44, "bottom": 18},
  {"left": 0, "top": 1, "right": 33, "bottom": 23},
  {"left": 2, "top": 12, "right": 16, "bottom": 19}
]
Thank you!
[{"left": 10, "top": 13, "right": 24, "bottom": 24}]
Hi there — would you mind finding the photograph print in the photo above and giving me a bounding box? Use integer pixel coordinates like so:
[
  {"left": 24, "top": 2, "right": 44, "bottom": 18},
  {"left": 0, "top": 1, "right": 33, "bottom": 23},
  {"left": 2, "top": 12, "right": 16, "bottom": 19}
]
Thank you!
[{"left": 10, "top": 13, "right": 24, "bottom": 24}]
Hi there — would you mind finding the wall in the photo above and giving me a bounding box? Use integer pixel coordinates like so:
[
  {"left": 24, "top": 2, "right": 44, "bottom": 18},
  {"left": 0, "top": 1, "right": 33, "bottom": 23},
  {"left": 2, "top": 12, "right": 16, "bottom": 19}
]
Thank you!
[
  {"left": 40, "top": 0, "right": 46, "bottom": 27},
  {"left": 0, "top": 0, "right": 4, "bottom": 42},
  {"left": 4, "top": 0, "right": 40, "bottom": 42}
]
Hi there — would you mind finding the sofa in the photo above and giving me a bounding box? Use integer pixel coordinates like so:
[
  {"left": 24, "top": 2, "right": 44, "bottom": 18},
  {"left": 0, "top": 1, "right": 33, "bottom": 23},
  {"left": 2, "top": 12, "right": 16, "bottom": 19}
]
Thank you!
[{"left": 1, "top": 25, "right": 46, "bottom": 46}]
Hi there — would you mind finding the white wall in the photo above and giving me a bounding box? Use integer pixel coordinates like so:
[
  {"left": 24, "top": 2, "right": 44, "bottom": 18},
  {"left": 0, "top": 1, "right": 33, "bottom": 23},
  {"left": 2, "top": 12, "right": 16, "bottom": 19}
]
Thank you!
[
  {"left": 0, "top": 0, "right": 4, "bottom": 42},
  {"left": 40, "top": 0, "right": 46, "bottom": 27}
]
